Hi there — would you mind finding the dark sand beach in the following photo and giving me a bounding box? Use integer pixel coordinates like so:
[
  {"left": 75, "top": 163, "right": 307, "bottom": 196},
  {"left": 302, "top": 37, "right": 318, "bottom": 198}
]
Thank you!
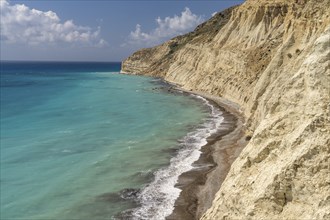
[{"left": 167, "top": 91, "right": 248, "bottom": 220}]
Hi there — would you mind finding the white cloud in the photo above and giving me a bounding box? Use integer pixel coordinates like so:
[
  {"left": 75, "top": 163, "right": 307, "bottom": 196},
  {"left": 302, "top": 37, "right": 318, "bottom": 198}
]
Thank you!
[
  {"left": 212, "top": 12, "right": 217, "bottom": 17},
  {"left": 127, "top": 7, "right": 204, "bottom": 47},
  {"left": 0, "top": 0, "right": 107, "bottom": 47}
]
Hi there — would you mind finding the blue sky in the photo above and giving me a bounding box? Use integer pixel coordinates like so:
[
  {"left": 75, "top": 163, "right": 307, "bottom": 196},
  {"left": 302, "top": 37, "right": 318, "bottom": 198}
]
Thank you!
[{"left": 0, "top": 0, "right": 243, "bottom": 62}]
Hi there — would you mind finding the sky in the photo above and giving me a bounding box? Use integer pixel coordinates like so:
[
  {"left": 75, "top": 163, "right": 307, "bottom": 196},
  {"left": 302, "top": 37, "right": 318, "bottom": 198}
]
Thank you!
[{"left": 0, "top": 0, "right": 244, "bottom": 62}]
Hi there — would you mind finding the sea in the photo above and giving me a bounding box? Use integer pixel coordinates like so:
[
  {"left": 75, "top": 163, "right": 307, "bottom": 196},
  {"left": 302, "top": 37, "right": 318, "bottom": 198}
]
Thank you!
[{"left": 0, "top": 61, "right": 224, "bottom": 220}]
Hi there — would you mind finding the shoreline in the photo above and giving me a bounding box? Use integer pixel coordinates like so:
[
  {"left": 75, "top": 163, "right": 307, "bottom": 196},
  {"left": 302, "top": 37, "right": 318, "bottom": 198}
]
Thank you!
[
  {"left": 115, "top": 74, "right": 248, "bottom": 219},
  {"left": 167, "top": 89, "right": 248, "bottom": 220}
]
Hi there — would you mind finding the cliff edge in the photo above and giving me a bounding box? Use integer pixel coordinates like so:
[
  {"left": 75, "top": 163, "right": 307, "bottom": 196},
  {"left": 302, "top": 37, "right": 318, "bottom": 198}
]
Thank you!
[{"left": 122, "top": 0, "right": 330, "bottom": 219}]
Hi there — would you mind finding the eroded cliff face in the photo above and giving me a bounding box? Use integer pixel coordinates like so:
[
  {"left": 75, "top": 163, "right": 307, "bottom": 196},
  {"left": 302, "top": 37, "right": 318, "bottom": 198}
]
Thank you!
[{"left": 122, "top": 0, "right": 330, "bottom": 219}]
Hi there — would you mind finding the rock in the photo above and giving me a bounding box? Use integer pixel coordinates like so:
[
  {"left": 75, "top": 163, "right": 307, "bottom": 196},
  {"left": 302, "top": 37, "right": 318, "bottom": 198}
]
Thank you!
[{"left": 122, "top": 0, "right": 330, "bottom": 219}]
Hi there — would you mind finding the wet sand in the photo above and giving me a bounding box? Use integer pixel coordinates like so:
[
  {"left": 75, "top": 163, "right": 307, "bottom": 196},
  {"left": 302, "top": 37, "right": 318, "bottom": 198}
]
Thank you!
[{"left": 167, "top": 90, "right": 248, "bottom": 220}]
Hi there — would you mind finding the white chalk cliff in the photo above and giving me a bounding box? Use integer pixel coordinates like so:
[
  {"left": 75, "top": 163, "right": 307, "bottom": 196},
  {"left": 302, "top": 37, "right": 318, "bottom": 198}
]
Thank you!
[{"left": 122, "top": 0, "right": 330, "bottom": 219}]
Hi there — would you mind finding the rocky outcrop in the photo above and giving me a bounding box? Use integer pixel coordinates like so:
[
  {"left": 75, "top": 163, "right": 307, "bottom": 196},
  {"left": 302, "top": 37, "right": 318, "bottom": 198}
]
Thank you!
[{"left": 122, "top": 0, "right": 330, "bottom": 219}]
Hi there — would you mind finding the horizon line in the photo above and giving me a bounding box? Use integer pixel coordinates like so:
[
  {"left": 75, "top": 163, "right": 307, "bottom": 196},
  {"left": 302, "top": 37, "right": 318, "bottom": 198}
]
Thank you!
[{"left": 0, "top": 60, "right": 122, "bottom": 63}]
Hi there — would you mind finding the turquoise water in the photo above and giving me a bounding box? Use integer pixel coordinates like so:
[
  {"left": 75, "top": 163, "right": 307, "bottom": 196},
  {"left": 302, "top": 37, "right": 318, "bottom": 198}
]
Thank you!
[{"left": 0, "top": 62, "right": 222, "bottom": 219}]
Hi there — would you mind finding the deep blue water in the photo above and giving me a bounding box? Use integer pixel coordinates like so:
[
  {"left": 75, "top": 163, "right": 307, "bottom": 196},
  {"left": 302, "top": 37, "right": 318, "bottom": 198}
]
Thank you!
[{"left": 0, "top": 61, "right": 223, "bottom": 219}]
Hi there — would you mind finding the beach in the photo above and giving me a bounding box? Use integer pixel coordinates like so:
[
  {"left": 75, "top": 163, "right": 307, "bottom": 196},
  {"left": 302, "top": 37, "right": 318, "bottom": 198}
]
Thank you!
[{"left": 167, "top": 90, "right": 248, "bottom": 220}]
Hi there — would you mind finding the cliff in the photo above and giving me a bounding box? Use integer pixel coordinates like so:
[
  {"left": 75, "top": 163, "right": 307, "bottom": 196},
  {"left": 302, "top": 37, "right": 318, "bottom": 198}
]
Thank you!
[{"left": 122, "top": 0, "right": 330, "bottom": 219}]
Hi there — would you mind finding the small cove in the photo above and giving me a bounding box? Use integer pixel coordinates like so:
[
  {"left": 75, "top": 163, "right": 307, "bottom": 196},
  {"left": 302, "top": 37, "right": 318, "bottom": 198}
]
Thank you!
[{"left": 0, "top": 62, "right": 220, "bottom": 219}]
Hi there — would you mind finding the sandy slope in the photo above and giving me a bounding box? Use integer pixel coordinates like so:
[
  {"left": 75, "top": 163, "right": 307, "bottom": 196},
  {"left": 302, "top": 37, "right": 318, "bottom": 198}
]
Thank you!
[{"left": 122, "top": 0, "right": 330, "bottom": 219}]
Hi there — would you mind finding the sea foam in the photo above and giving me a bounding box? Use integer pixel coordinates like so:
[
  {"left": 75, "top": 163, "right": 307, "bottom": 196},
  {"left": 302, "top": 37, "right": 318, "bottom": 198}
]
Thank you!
[{"left": 131, "top": 95, "right": 224, "bottom": 220}]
